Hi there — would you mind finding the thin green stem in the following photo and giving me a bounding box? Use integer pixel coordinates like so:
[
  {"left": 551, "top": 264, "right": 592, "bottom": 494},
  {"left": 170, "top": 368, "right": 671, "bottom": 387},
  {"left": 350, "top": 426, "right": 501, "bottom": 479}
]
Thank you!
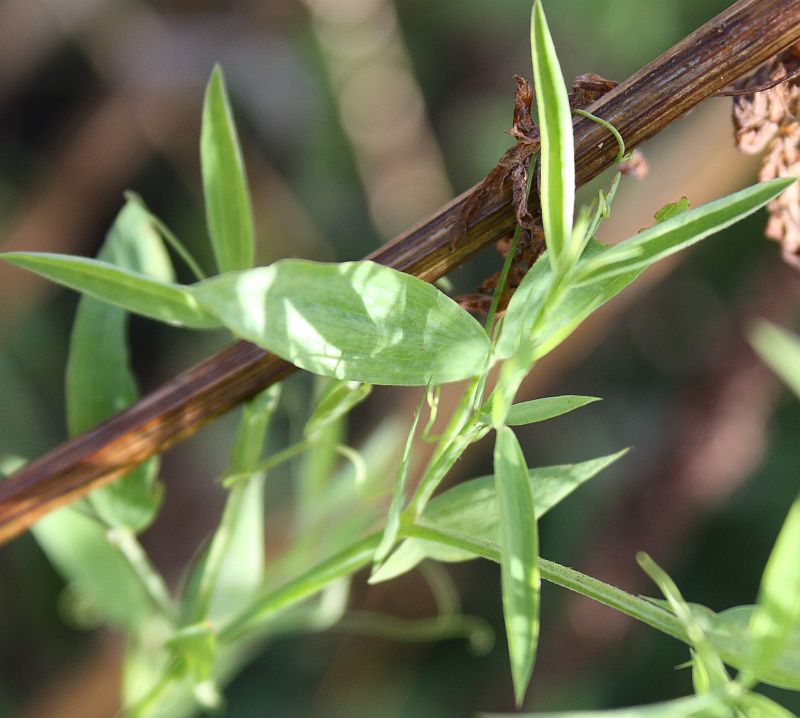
[
  {"left": 106, "top": 527, "right": 177, "bottom": 622},
  {"left": 224, "top": 439, "right": 311, "bottom": 485},
  {"left": 485, "top": 224, "right": 524, "bottom": 335},
  {"left": 333, "top": 611, "right": 493, "bottom": 653},
  {"left": 573, "top": 109, "right": 626, "bottom": 163},
  {"left": 402, "top": 524, "right": 687, "bottom": 644},
  {"left": 124, "top": 192, "right": 208, "bottom": 281},
  {"left": 218, "top": 533, "right": 379, "bottom": 642}
]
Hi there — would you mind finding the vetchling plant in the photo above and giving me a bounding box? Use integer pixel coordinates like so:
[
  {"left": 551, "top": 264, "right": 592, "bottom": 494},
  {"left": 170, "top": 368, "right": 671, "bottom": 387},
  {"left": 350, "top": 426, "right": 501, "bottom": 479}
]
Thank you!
[{"left": 1, "top": 1, "right": 799, "bottom": 715}]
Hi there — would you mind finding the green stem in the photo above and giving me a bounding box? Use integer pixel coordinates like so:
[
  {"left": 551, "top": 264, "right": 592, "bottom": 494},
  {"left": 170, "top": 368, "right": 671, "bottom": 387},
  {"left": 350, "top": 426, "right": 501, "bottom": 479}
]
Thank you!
[
  {"left": 224, "top": 439, "right": 312, "bottom": 485},
  {"left": 333, "top": 611, "right": 493, "bottom": 653},
  {"left": 219, "top": 533, "right": 380, "bottom": 642},
  {"left": 106, "top": 527, "right": 177, "bottom": 622},
  {"left": 573, "top": 109, "right": 626, "bottom": 162},
  {"left": 402, "top": 524, "right": 687, "bottom": 644},
  {"left": 124, "top": 191, "right": 208, "bottom": 281}
]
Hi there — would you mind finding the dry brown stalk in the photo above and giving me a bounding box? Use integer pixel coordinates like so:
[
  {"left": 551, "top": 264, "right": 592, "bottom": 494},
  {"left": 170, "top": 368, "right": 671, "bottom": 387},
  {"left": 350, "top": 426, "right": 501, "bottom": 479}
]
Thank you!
[{"left": 1, "top": 0, "right": 799, "bottom": 544}]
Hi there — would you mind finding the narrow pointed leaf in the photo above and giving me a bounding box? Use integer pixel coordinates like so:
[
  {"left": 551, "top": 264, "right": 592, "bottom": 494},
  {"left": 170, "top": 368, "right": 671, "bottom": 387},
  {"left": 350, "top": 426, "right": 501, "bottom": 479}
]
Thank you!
[
  {"left": 494, "top": 425, "right": 540, "bottom": 705},
  {"left": 502, "top": 395, "right": 600, "bottom": 426},
  {"left": 191, "top": 259, "right": 492, "bottom": 385},
  {"left": 1, "top": 252, "right": 219, "bottom": 328},
  {"left": 749, "top": 321, "right": 800, "bottom": 399},
  {"left": 304, "top": 380, "right": 372, "bottom": 438},
  {"left": 66, "top": 201, "right": 170, "bottom": 531},
  {"left": 182, "top": 386, "right": 279, "bottom": 623},
  {"left": 370, "top": 451, "right": 626, "bottom": 583},
  {"left": 374, "top": 392, "right": 426, "bottom": 564},
  {"left": 201, "top": 65, "right": 255, "bottom": 273},
  {"left": 745, "top": 493, "right": 800, "bottom": 683},
  {"left": 531, "top": 0, "right": 575, "bottom": 269},
  {"left": 574, "top": 178, "right": 794, "bottom": 285},
  {"left": 496, "top": 241, "right": 642, "bottom": 361}
]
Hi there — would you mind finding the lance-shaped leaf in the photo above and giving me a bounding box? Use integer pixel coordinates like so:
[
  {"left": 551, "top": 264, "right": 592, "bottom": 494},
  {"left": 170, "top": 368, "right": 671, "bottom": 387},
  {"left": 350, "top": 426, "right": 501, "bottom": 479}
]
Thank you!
[
  {"left": 370, "top": 451, "right": 626, "bottom": 583},
  {"left": 182, "top": 385, "right": 279, "bottom": 624},
  {"left": 495, "top": 241, "right": 642, "bottom": 361},
  {"left": 201, "top": 65, "right": 255, "bottom": 273},
  {"left": 494, "top": 425, "right": 540, "bottom": 705},
  {"left": 501, "top": 395, "right": 600, "bottom": 426},
  {"left": 191, "top": 259, "right": 492, "bottom": 386},
  {"left": 743, "top": 493, "right": 800, "bottom": 685},
  {"left": 531, "top": 0, "right": 575, "bottom": 270},
  {"left": 66, "top": 200, "right": 170, "bottom": 531},
  {"left": 0, "top": 252, "right": 219, "bottom": 329},
  {"left": 574, "top": 178, "right": 794, "bottom": 285},
  {"left": 749, "top": 321, "right": 800, "bottom": 399},
  {"left": 374, "top": 391, "right": 426, "bottom": 565}
]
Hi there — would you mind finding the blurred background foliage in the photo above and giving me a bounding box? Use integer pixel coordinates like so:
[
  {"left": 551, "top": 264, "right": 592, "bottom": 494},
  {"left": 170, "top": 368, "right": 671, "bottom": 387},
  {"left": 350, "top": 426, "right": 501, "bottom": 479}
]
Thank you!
[{"left": 1, "top": 0, "right": 799, "bottom": 716}]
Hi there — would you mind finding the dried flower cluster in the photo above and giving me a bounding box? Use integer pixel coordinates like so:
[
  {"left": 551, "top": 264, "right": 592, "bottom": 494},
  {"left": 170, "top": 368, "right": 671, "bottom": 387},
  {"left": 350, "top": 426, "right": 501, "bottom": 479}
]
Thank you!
[{"left": 731, "top": 43, "right": 800, "bottom": 269}]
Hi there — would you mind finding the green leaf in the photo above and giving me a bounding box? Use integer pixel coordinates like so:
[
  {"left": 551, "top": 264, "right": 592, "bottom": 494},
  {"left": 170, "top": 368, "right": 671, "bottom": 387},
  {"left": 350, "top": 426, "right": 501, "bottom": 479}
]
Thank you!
[
  {"left": 0, "top": 252, "right": 219, "bottom": 329},
  {"left": 66, "top": 201, "right": 168, "bottom": 531},
  {"left": 637, "top": 553, "right": 729, "bottom": 693},
  {"left": 32, "top": 508, "right": 152, "bottom": 630},
  {"left": 166, "top": 622, "right": 221, "bottom": 710},
  {"left": 496, "top": 241, "right": 643, "bottom": 361},
  {"left": 574, "top": 178, "right": 794, "bottom": 285},
  {"left": 182, "top": 386, "right": 279, "bottom": 624},
  {"left": 666, "top": 604, "right": 800, "bottom": 691},
  {"left": 531, "top": 0, "right": 576, "bottom": 270},
  {"left": 304, "top": 380, "right": 372, "bottom": 438},
  {"left": 744, "top": 493, "right": 800, "bottom": 685},
  {"left": 654, "top": 196, "right": 690, "bottom": 223},
  {"left": 371, "top": 450, "right": 626, "bottom": 583},
  {"left": 201, "top": 65, "right": 255, "bottom": 273},
  {"left": 736, "top": 693, "right": 796, "bottom": 718},
  {"left": 749, "top": 321, "right": 800, "bottom": 399},
  {"left": 374, "top": 392, "right": 426, "bottom": 565},
  {"left": 191, "top": 259, "right": 492, "bottom": 385},
  {"left": 494, "top": 425, "right": 540, "bottom": 705},
  {"left": 480, "top": 693, "right": 725, "bottom": 718},
  {"left": 502, "top": 395, "right": 600, "bottom": 426}
]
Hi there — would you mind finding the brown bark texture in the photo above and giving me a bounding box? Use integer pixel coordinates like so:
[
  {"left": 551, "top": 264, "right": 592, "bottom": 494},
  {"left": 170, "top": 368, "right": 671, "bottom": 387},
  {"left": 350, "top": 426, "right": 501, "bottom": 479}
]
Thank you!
[{"left": 1, "top": 0, "right": 799, "bottom": 544}]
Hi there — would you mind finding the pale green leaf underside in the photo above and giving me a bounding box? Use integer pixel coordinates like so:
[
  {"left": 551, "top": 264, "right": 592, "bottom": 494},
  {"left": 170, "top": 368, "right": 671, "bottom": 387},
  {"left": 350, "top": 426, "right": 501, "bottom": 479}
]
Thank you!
[
  {"left": 1, "top": 252, "right": 219, "bottom": 329},
  {"left": 191, "top": 259, "right": 492, "bottom": 386},
  {"left": 201, "top": 65, "right": 255, "bottom": 273},
  {"left": 574, "top": 178, "right": 794, "bottom": 285},
  {"left": 371, "top": 450, "right": 626, "bottom": 583}
]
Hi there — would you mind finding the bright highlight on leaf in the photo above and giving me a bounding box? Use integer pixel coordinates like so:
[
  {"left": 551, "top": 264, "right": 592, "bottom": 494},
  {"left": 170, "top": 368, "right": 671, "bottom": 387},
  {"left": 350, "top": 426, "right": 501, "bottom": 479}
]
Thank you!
[
  {"left": 191, "top": 259, "right": 492, "bottom": 386},
  {"left": 201, "top": 65, "right": 255, "bottom": 273},
  {"left": 494, "top": 425, "right": 540, "bottom": 706},
  {"left": 531, "top": 0, "right": 576, "bottom": 271}
]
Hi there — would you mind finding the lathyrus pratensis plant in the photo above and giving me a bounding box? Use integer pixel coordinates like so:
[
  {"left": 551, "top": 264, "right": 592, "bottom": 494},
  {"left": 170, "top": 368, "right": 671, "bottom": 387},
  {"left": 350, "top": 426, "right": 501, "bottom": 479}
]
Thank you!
[{"left": 2, "top": 1, "right": 799, "bottom": 715}]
